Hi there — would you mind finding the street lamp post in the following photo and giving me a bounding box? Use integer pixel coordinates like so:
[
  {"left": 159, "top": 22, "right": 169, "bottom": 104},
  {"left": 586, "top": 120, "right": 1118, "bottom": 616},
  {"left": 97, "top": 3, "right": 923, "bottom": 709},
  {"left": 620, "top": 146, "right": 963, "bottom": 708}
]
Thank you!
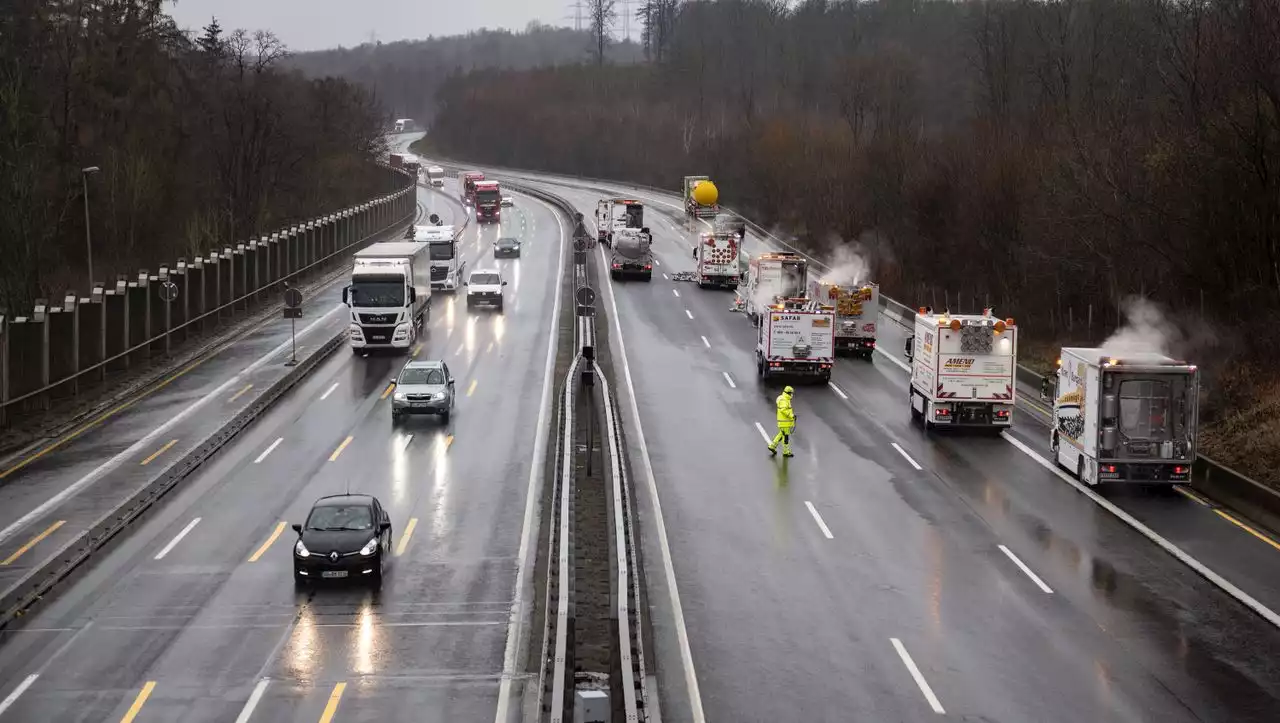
[{"left": 82, "top": 166, "right": 100, "bottom": 288}]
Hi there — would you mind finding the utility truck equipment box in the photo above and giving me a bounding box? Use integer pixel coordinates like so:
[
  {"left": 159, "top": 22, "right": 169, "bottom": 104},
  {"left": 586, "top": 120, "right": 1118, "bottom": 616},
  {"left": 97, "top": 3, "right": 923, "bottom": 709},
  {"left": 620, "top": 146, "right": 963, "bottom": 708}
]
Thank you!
[
  {"left": 809, "top": 280, "right": 879, "bottom": 358},
  {"left": 1051, "top": 348, "right": 1199, "bottom": 485},
  {"left": 738, "top": 252, "right": 809, "bottom": 321},
  {"left": 692, "top": 232, "right": 741, "bottom": 288},
  {"left": 755, "top": 299, "right": 836, "bottom": 382},
  {"left": 344, "top": 242, "right": 431, "bottom": 351},
  {"left": 609, "top": 227, "right": 653, "bottom": 280},
  {"left": 908, "top": 309, "right": 1017, "bottom": 429}
]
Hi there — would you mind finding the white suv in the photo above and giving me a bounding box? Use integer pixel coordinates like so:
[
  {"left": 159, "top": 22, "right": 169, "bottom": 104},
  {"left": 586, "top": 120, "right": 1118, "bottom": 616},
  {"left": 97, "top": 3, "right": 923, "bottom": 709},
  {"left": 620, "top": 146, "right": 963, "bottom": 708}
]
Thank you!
[{"left": 464, "top": 268, "right": 507, "bottom": 311}]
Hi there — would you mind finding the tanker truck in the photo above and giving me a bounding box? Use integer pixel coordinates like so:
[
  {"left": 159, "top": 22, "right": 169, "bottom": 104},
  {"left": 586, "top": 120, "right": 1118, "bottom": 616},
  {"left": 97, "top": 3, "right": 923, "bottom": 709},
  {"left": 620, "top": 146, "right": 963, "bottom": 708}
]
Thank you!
[
  {"left": 683, "top": 176, "right": 719, "bottom": 219},
  {"left": 609, "top": 227, "right": 653, "bottom": 281}
]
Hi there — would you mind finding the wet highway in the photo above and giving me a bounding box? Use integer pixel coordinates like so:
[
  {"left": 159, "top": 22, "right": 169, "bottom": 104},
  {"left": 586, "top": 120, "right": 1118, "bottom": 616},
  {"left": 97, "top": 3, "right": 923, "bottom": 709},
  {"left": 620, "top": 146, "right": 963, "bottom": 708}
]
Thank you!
[
  {"left": 497, "top": 176, "right": 1280, "bottom": 722},
  {"left": 0, "top": 172, "right": 565, "bottom": 721}
]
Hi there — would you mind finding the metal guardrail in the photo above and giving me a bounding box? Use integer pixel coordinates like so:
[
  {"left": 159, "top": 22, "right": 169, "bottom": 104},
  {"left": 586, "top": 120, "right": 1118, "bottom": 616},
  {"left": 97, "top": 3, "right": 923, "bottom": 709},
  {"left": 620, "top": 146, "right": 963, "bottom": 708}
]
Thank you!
[{"left": 0, "top": 163, "right": 418, "bottom": 424}]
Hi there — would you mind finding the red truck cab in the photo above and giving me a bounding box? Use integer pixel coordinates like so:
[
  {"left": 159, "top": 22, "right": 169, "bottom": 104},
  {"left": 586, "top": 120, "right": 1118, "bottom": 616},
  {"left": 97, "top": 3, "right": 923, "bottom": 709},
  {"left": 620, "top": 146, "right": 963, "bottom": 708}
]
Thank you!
[
  {"left": 474, "top": 180, "right": 502, "bottom": 223},
  {"left": 463, "top": 172, "right": 486, "bottom": 205}
]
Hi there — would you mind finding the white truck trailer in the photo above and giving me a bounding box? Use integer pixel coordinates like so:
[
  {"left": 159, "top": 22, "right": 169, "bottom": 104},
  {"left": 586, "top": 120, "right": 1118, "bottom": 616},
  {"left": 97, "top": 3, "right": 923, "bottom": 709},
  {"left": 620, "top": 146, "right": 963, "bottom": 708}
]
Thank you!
[
  {"left": 908, "top": 309, "right": 1017, "bottom": 429},
  {"left": 1051, "top": 348, "right": 1199, "bottom": 485},
  {"left": 739, "top": 252, "right": 809, "bottom": 322},
  {"left": 596, "top": 198, "right": 645, "bottom": 246},
  {"left": 344, "top": 241, "right": 432, "bottom": 351},
  {"left": 809, "top": 280, "right": 879, "bottom": 358},
  {"left": 691, "top": 231, "right": 741, "bottom": 288},
  {"left": 755, "top": 299, "right": 836, "bottom": 382}
]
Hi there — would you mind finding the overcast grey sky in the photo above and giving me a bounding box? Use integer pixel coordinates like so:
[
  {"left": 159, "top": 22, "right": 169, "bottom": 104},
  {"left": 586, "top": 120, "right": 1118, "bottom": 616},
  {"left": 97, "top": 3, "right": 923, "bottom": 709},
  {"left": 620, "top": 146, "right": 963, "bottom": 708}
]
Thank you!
[{"left": 166, "top": 0, "right": 581, "bottom": 51}]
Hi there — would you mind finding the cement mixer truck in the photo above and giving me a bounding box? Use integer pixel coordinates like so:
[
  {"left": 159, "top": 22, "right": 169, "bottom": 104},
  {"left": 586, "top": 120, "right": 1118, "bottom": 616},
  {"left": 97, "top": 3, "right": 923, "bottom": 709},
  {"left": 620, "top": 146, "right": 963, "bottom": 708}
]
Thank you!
[{"left": 683, "top": 176, "right": 720, "bottom": 219}]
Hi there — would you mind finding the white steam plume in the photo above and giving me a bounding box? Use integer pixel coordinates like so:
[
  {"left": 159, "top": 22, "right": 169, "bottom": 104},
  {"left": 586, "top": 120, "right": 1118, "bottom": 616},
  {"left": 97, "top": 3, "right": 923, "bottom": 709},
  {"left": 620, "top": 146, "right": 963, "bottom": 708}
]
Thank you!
[{"left": 1100, "top": 297, "right": 1183, "bottom": 357}]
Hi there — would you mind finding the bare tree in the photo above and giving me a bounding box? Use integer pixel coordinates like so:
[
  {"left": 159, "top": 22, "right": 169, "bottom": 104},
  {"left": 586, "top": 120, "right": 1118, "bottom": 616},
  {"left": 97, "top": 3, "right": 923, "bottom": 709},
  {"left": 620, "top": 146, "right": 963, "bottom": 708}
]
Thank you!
[{"left": 588, "top": 0, "right": 618, "bottom": 66}]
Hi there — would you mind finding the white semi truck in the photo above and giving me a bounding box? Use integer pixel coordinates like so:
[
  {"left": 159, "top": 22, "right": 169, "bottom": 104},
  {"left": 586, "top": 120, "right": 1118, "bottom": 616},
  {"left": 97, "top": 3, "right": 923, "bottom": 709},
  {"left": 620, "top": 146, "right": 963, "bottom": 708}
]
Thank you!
[
  {"left": 739, "top": 252, "right": 809, "bottom": 322},
  {"left": 809, "top": 280, "right": 879, "bottom": 358},
  {"left": 596, "top": 198, "right": 645, "bottom": 246},
  {"left": 691, "top": 231, "right": 741, "bottom": 289},
  {"left": 426, "top": 166, "right": 445, "bottom": 187},
  {"left": 907, "top": 309, "right": 1018, "bottom": 429},
  {"left": 1050, "top": 348, "right": 1199, "bottom": 485},
  {"left": 344, "top": 241, "right": 432, "bottom": 351},
  {"left": 415, "top": 225, "right": 465, "bottom": 291},
  {"left": 755, "top": 299, "right": 836, "bottom": 382}
]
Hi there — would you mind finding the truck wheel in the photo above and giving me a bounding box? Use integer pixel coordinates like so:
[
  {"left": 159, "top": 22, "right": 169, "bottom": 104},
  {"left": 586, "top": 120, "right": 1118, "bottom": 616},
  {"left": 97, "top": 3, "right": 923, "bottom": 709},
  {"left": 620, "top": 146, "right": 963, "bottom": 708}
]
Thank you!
[
  {"left": 643, "top": 272, "right": 652, "bottom": 282},
  {"left": 756, "top": 357, "right": 765, "bottom": 378}
]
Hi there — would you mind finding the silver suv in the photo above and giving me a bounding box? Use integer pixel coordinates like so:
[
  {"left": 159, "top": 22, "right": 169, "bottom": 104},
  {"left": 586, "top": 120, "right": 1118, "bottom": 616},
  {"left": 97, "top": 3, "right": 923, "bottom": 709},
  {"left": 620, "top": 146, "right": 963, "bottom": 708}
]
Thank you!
[{"left": 390, "top": 360, "right": 455, "bottom": 424}]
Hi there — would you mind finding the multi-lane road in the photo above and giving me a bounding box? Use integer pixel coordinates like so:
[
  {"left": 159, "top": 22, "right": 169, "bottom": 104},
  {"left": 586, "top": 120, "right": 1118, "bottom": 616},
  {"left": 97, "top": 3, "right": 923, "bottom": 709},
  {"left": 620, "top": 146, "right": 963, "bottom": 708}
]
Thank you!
[
  {"left": 493, "top": 173, "right": 1280, "bottom": 722},
  {"left": 0, "top": 156, "right": 565, "bottom": 720},
  {"left": 2, "top": 132, "right": 1280, "bottom": 723}
]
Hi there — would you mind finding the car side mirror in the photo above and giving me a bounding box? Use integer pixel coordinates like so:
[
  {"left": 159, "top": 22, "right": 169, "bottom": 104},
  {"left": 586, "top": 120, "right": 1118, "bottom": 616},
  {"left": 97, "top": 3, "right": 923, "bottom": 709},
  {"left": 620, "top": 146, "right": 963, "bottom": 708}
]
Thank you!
[
  {"left": 341, "top": 286, "right": 349, "bottom": 304},
  {"left": 408, "top": 287, "right": 416, "bottom": 303},
  {"left": 380, "top": 521, "right": 392, "bottom": 532},
  {"left": 502, "top": 281, "right": 508, "bottom": 286},
  {"left": 291, "top": 523, "right": 303, "bottom": 534}
]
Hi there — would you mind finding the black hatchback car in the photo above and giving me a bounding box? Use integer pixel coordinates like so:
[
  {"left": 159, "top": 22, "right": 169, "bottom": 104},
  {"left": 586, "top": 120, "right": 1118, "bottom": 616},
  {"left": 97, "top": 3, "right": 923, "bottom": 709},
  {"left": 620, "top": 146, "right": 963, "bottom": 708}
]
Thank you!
[{"left": 292, "top": 494, "right": 392, "bottom": 589}]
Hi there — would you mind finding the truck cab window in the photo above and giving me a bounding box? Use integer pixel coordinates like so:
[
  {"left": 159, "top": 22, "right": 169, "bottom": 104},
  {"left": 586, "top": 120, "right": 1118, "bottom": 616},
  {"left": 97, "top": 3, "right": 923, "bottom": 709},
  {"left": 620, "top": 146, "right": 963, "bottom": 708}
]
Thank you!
[
  {"left": 429, "top": 242, "right": 455, "bottom": 260},
  {"left": 1119, "top": 379, "right": 1172, "bottom": 441}
]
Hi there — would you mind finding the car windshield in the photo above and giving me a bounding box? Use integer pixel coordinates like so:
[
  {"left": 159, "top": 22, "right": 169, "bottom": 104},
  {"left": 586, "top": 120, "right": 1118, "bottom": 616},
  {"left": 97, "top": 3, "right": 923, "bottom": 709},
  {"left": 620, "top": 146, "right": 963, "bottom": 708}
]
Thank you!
[
  {"left": 349, "top": 278, "right": 404, "bottom": 306},
  {"left": 307, "top": 504, "right": 373, "bottom": 531},
  {"left": 400, "top": 367, "right": 444, "bottom": 385},
  {"left": 498, "top": 238, "right": 518, "bottom": 246},
  {"left": 471, "top": 273, "right": 500, "bottom": 285}
]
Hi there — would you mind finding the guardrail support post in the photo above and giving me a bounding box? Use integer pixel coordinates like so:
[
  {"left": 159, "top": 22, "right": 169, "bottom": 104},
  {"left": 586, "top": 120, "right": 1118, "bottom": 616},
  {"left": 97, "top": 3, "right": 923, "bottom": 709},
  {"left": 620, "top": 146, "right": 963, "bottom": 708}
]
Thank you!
[
  {"left": 140, "top": 271, "right": 153, "bottom": 359},
  {"left": 34, "top": 299, "right": 49, "bottom": 410},
  {"left": 175, "top": 260, "right": 189, "bottom": 343},
  {"left": 236, "top": 243, "right": 247, "bottom": 311},
  {"left": 93, "top": 283, "right": 106, "bottom": 381},
  {"left": 66, "top": 292, "right": 79, "bottom": 395},
  {"left": 0, "top": 314, "right": 9, "bottom": 426},
  {"left": 117, "top": 276, "right": 131, "bottom": 371}
]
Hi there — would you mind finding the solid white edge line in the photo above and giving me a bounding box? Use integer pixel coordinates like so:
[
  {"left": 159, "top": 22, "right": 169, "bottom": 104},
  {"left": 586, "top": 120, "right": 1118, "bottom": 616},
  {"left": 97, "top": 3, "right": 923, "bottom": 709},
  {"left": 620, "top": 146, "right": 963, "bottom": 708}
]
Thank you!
[
  {"left": 254, "top": 437, "right": 284, "bottom": 464},
  {"left": 597, "top": 211, "right": 708, "bottom": 723},
  {"left": 1001, "top": 432, "right": 1280, "bottom": 627},
  {"left": 701, "top": 335, "right": 710, "bottom": 348},
  {"left": 722, "top": 372, "right": 736, "bottom": 389},
  {"left": 998, "top": 544, "right": 1055, "bottom": 594},
  {"left": 890, "top": 442, "right": 924, "bottom": 471},
  {"left": 319, "top": 382, "right": 339, "bottom": 400},
  {"left": 684, "top": 309, "right": 694, "bottom": 320},
  {"left": 154, "top": 517, "right": 202, "bottom": 560},
  {"left": 0, "top": 303, "right": 345, "bottom": 546},
  {"left": 493, "top": 196, "right": 566, "bottom": 723},
  {"left": 0, "top": 674, "right": 38, "bottom": 716},
  {"left": 233, "top": 678, "right": 270, "bottom": 723},
  {"left": 754, "top": 421, "right": 772, "bottom": 445},
  {"left": 804, "top": 501, "right": 835, "bottom": 539},
  {"left": 891, "top": 638, "right": 946, "bottom": 714},
  {"left": 828, "top": 381, "right": 848, "bottom": 400}
]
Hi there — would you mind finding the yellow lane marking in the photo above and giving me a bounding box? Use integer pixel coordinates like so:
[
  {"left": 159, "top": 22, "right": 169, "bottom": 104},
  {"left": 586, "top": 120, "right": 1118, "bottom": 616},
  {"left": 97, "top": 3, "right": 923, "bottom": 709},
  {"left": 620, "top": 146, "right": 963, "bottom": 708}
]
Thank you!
[
  {"left": 411, "top": 343, "right": 423, "bottom": 357},
  {"left": 329, "top": 436, "right": 354, "bottom": 462},
  {"left": 228, "top": 384, "right": 254, "bottom": 403},
  {"left": 0, "top": 356, "right": 211, "bottom": 481},
  {"left": 396, "top": 518, "right": 419, "bottom": 557},
  {"left": 2, "top": 520, "right": 66, "bottom": 565},
  {"left": 380, "top": 383, "right": 395, "bottom": 400},
  {"left": 442, "top": 435, "right": 454, "bottom": 450},
  {"left": 318, "top": 682, "right": 347, "bottom": 723},
  {"left": 249, "top": 521, "right": 287, "bottom": 562},
  {"left": 1175, "top": 487, "right": 1211, "bottom": 507},
  {"left": 466, "top": 379, "right": 478, "bottom": 397},
  {"left": 119, "top": 680, "right": 156, "bottom": 723},
  {"left": 1214, "top": 509, "right": 1280, "bottom": 552},
  {"left": 140, "top": 439, "right": 179, "bottom": 466}
]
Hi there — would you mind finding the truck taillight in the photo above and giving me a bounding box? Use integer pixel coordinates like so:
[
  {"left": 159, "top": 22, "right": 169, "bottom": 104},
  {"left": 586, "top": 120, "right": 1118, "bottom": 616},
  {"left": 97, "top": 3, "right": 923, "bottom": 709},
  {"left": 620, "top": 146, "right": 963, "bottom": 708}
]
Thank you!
[
  {"left": 612, "top": 263, "right": 621, "bottom": 269},
  {"left": 1174, "top": 466, "right": 1187, "bottom": 475},
  {"left": 644, "top": 265, "right": 651, "bottom": 270},
  {"left": 1103, "top": 465, "right": 1116, "bottom": 473},
  {"left": 995, "top": 409, "right": 1010, "bottom": 418},
  {"left": 935, "top": 408, "right": 950, "bottom": 417}
]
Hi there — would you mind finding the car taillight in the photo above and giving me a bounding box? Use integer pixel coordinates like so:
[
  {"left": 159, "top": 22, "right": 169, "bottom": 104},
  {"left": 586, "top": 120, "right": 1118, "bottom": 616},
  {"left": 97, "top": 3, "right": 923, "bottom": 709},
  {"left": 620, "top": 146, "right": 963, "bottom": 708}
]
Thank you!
[{"left": 935, "top": 408, "right": 950, "bottom": 416}]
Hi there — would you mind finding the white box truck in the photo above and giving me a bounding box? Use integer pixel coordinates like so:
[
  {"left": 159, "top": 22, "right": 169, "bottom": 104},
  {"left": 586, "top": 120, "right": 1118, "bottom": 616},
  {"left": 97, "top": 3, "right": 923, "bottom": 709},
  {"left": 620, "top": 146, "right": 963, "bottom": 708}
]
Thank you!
[
  {"left": 596, "top": 198, "right": 645, "bottom": 246},
  {"left": 739, "top": 252, "right": 809, "bottom": 322},
  {"left": 692, "top": 231, "right": 741, "bottom": 289},
  {"left": 809, "top": 280, "right": 879, "bottom": 358},
  {"left": 1051, "top": 348, "right": 1199, "bottom": 485},
  {"left": 908, "top": 309, "right": 1017, "bottom": 429},
  {"left": 426, "top": 166, "right": 445, "bottom": 187},
  {"left": 344, "top": 241, "right": 432, "bottom": 351},
  {"left": 755, "top": 300, "right": 836, "bottom": 382}
]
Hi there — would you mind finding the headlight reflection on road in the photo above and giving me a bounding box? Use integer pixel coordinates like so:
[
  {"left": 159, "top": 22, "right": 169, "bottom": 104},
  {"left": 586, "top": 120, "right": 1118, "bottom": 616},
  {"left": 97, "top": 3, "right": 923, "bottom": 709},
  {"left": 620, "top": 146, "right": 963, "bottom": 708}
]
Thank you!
[
  {"left": 465, "top": 315, "right": 477, "bottom": 353},
  {"left": 430, "top": 437, "right": 453, "bottom": 541},
  {"left": 445, "top": 297, "right": 456, "bottom": 332},
  {"left": 391, "top": 435, "right": 411, "bottom": 505},
  {"left": 492, "top": 314, "right": 506, "bottom": 344},
  {"left": 285, "top": 607, "right": 319, "bottom": 681},
  {"left": 353, "top": 603, "right": 380, "bottom": 676}
]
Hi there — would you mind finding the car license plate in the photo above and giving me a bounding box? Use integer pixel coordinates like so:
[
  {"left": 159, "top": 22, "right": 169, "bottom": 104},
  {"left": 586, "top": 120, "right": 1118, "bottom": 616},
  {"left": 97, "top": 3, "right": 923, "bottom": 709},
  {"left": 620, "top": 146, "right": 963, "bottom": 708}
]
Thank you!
[
  {"left": 370, "top": 335, "right": 387, "bottom": 342},
  {"left": 321, "top": 570, "right": 348, "bottom": 579},
  {"left": 411, "top": 401, "right": 428, "bottom": 408}
]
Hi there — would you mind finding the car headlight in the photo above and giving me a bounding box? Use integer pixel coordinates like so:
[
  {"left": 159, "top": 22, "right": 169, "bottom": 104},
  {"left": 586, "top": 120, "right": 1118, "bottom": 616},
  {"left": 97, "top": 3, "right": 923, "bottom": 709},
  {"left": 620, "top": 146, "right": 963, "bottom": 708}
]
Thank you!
[
  {"left": 393, "top": 392, "right": 406, "bottom": 401},
  {"left": 360, "top": 537, "right": 379, "bottom": 556},
  {"left": 294, "top": 539, "right": 310, "bottom": 557}
]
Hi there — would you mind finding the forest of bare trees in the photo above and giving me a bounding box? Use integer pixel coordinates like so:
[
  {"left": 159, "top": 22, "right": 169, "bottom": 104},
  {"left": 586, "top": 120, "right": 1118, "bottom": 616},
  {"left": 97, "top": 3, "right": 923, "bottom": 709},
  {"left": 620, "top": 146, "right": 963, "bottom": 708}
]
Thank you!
[
  {"left": 286, "top": 24, "right": 644, "bottom": 124},
  {"left": 0, "top": 0, "right": 387, "bottom": 314},
  {"left": 425, "top": 0, "right": 1280, "bottom": 481}
]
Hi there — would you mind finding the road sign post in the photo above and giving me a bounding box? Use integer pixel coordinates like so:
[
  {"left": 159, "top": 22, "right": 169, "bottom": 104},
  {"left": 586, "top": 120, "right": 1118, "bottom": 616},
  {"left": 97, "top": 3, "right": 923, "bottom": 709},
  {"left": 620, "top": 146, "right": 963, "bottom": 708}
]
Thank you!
[
  {"left": 159, "top": 281, "right": 179, "bottom": 355},
  {"left": 283, "top": 286, "right": 303, "bottom": 366}
]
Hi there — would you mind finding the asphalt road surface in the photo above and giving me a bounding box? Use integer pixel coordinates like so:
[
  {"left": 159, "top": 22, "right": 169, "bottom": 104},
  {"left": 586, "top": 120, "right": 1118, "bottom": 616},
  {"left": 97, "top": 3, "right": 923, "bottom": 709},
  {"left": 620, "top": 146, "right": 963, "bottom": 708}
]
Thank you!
[
  {"left": 0, "top": 173, "right": 566, "bottom": 722},
  {"left": 504, "top": 175, "right": 1280, "bottom": 723}
]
